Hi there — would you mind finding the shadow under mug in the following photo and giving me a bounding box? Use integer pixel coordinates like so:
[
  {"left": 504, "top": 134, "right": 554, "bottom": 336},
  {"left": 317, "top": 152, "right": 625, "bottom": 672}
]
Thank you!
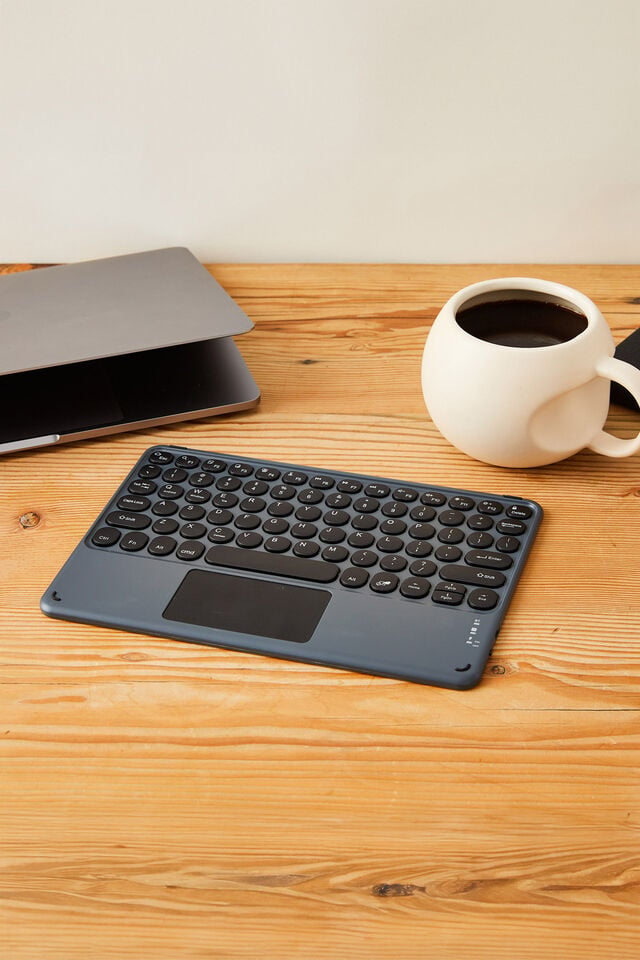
[{"left": 421, "top": 277, "right": 640, "bottom": 468}]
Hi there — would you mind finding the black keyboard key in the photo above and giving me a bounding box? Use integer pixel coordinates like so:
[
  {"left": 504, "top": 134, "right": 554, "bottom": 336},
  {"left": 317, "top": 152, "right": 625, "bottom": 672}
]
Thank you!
[
  {"left": 148, "top": 536, "right": 177, "bottom": 556},
  {"left": 175, "top": 455, "right": 200, "bottom": 469},
  {"left": 323, "top": 509, "right": 350, "bottom": 526},
  {"left": 467, "top": 514, "right": 493, "bottom": 531},
  {"left": 152, "top": 500, "right": 178, "bottom": 517},
  {"left": 213, "top": 492, "right": 239, "bottom": 509},
  {"left": 420, "top": 491, "right": 446, "bottom": 506},
  {"left": 180, "top": 522, "right": 208, "bottom": 539},
  {"left": 243, "top": 480, "right": 269, "bottom": 496},
  {"left": 207, "top": 508, "right": 233, "bottom": 525},
  {"left": 337, "top": 479, "right": 362, "bottom": 493},
  {"left": 465, "top": 550, "right": 513, "bottom": 570},
  {"left": 291, "top": 522, "right": 318, "bottom": 539},
  {"left": 158, "top": 483, "right": 184, "bottom": 500},
  {"left": 437, "top": 527, "right": 464, "bottom": 544},
  {"left": 467, "top": 532, "right": 494, "bottom": 549},
  {"left": 400, "top": 577, "right": 430, "bottom": 599},
  {"left": 449, "top": 495, "right": 475, "bottom": 511},
  {"left": 119, "top": 531, "right": 149, "bottom": 552},
  {"left": 298, "top": 488, "right": 324, "bottom": 505},
  {"left": 468, "top": 588, "right": 499, "bottom": 610},
  {"left": 185, "top": 488, "right": 211, "bottom": 504},
  {"left": 435, "top": 581, "right": 466, "bottom": 595},
  {"left": 408, "top": 522, "right": 435, "bottom": 540},
  {"left": 322, "top": 545, "right": 348, "bottom": 563},
  {"left": 433, "top": 589, "right": 464, "bottom": 605},
  {"left": 439, "top": 565, "right": 506, "bottom": 588},
  {"left": 309, "top": 475, "right": 334, "bottom": 489},
  {"left": 320, "top": 527, "right": 346, "bottom": 543},
  {"left": 377, "top": 535, "right": 404, "bottom": 553},
  {"left": 92, "top": 526, "right": 120, "bottom": 547},
  {"left": 189, "top": 472, "right": 215, "bottom": 487},
  {"left": 477, "top": 499, "right": 503, "bottom": 515},
  {"left": 409, "top": 505, "right": 435, "bottom": 522},
  {"left": 340, "top": 567, "right": 368, "bottom": 588},
  {"left": 272, "top": 484, "right": 297, "bottom": 500},
  {"left": 179, "top": 504, "right": 205, "bottom": 521},
  {"left": 255, "top": 466, "right": 280, "bottom": 481},
  {"left": 205, "top": 545, "right": 339, "bottom": 583},
  {"left": 506, "top": 503, "right": 533, "bottom": 520},
  {"left": 208, "top": 526, "right": 234, "bottom": 544},
  {"left": 216, "top": 476, "right": 241, "bottom": 491},
  {"left": 268, "top": 500, "right": 293, "bottom": 517},
  {"left": 228, "top": 462, "right": 253, "bottom": 477},
  {"left": 350, "top": 550, "right": 378, "bottom": 567},
  {"left": 235, "top": 513, "right": 261, "bottom": 530},
  {"left": 380, "top": 554, "right": 407, "bottom": 572},
  {"left": 117, "top": 495, "right": 151, "bottom": 512},
  {"left": 325, "top": 492, "right": 351, "bottom": 508},
  {"left": 282, "top": 470, "right": 307, "bottom": 485},
  {"left": 128, "top": 479, "right": 157, "bottom": 495},
  {"left": 265, "top": 536, "right": 292, "bottom": 553},
  {"left": 106, "top": 511, "right": 151, "bottom": 530},
  {"left": 434, "top": 545, "right": 462, "bottom": 562},
  {"left": 351, "top": 514, "right": 377, "bottom": 531},
  {"left": 379, "top": 518, "right": 406, "bottom": 536},
  {"left": 149, "top": 450, "right": 173, "bottom": 464},
  {"left": 405, "top": 540, "right": 432, "bottom": 557},
  {"left": 152, "top": 517, "right": 179, "bottom": 535},
  {"left": 497, "top": 519, "right": 526, "bottom": 535},
  {"left": 202, "top": 458, "right": 226, "bottom": 473},
  {"left": 382, "top": 501, "right": 407, "bottom": 517},
  {"left": 439, "top": 509, "right": 465, "bottom": 526},
  {"left": 370, "top": 572, "right": 399, "bottom": 593},
  {"left": 176, "top": 541, "right": 205, "bottom": 561},
  {"left": 236, "top": 531, "right": 263, "bottom": 549},
  {"left": 393, "top": 487, "right": 418, "bottom": 502},
  {"left": 409, "top": 559, "right": 436, "bottom": 577},
  {"left": 365, "top": 483, "right": 390, "bottom": 497},
  {"left": 348, "top": 531, "right": 375, "bottom": 548},
  {"left": 295, "top": 504, "right": 321, "bottom": 522},
  {"left": 293, "top": 540, "right": 320, "bottom": 558},
  {"left": 138, "top": 464, "right": 161, "bottom": 479},
  {"left": 496, "top": 536, "right": 520, "bottom": 553},
  {"left": 263, "top": 517, "right": 290, "bottom": 535},
  {"left": 163, "top": 467, "right": 187, "bottom": 483},
  {"left": 353, "top": 497, "right": 379, "bottom": 513}
]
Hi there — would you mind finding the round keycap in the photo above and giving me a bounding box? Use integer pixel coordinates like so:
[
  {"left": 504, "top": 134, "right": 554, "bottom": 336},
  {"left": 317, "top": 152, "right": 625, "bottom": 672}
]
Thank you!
[
  {"left": 348, "top": 531, "right": 375, "bottom": 548},
  {"left": 351, "top": 514, "right": 378, "bottom": 530},
  {"left": 189, "top": 472, "right": 215, "bottom": 487},
  {"left": 152, "top": 500, "right": 177, "bottom": 516},
  {"left": 467, "top": 514, "right": 493, "bottom": 531},
  {"left": 350, "top": 550, "right": 378, "bottom": 567},
  {"left": 299, "top": 488, "right": 324, "bottom": 504},
  {"left": 322, "top": 545, "right": 349, "bottom": 563},
  {"left": 264, "top": 536, "right": 292, "bottom": 553},
  {"left": 437, "top": 527, "right": 464, "bottom": 544},
  {"left": 129, "top": 479, "right": 157, "bottom": 495},
  {"left": 295, "top": 505, "right": 321, "bottom": 522},
  {"left": 263, "top": 517, "right": 290, "bottom": 535},
  {"left": 392, "top": 487, "right": 418, "bottom": 502},
  {"left": 448, "top": 495, "right": 475, "bottom": 511},
  {"left": 179, "top": 504, "right": 205, "bottom": 521},
  {"left": 353, "top": 497, "right": 380, "bottom": 513},
  {"left": 282, "top": 470, "right": 307, "bottom": 485},
  {"left": 337, "top": 479, "right": 362, "bottom": 493},
  {"left": 119, "top": 531, "right": 149, "bottom": 552},
  {"left": 379, "top": 518, "right": 406, "bottom": 536},
  {"left": 149, "top": 450, "right": 173, "bottom": 464},
  {"left": 158, "top": 483, "right": 184, "bottom": 500},
  {"left": 497, "top": 519, "right": 526, "bottom": 535},
  {"left": 216, "top": 476, "right": 241, "bottom": 491},
  {"left": 467, "top": 532, "right": 494, "bottom": 549},
  {"left": 176, "top": 541, "right": 205, "bottom": 561},
  {"left": 320, "top": 527, "right": 346, "bottom": 543},
  {"left": 207, "top": 508, "right": 233, "bottom": 525},
  {"left": 409, "top": 559, "right": 436, "bottom": 577},
  {"left": 323, "top": 509, "right": 350, "bottom": 526},
  {"left": 439, "top": 509, "right": 465, "bottom": 526},
  {"left": 152, "top": 517, "right": 179, "bottom": 535},
  {"left": 202, "top": 458, "right": 227, "bottom": 473},
  {"left": 255, "top": 466, "right": 280, "bottom": 481},
  {"left": 147, "top": 536, "right": 176, "bottom": 556},
  {"left": 294, "top": 540, "right": 320, "bottom": 558},
  {"left": 434, "top": 545, "right": 462, "bottom": 562},
  {"left": 272, "top": 484, "right": 296, "bottom": 500},
  {"left": 405, "top": 540, "right": 432, "bottom": 557},
  {"left": 370, "top": 572, "right": 399, "bottom": 593},
  {"left": 468, "top": 588, "right": 499, "bottom": 610},
  {"left": 180, "top": 522, "right": 207, "bottom": 539},
  {"left": 380, "top": 554, "right": 407, "bottom": 572},
  {"left": 408, "top": 522, "right": 435, "bottom": 540},
  {"left": 92, "top": 527, "right": 120, "bottom": 547},
  {"left": 309, "top": 475, "right": 334, "bottom": 489},
  {"left": 433, "top": 589, "right": 464, "bottom": 605},
  {"left": 496, "top": 535, "right": 520, "bottom": 553},
  {"left": 325, "top": 492, "right": 351, "bottom": 508},
  {"left": 208, "top": 526, "right": 234, "bottom": 543},
  {"left": 477, "top": 499, "right": 503, "bottom": 515},
  {"left": 291, "top": 522, "right": 318, "bottom": 539},
  {"left": 235, "top": 514, "right": 261, "bottom": 530},
  {"left": 420, "top": 491, "right": 446, "bottom": 506},
  {"left": 185, "top": 488, "right": 211, "bottom": 504},
  {"left": 409, "top": 505, "right": 435, "bottom": 522},
  {"left": 506, "top": 503, "right": 533, "bottom": 520},
  {"left": 243, "top": 480, "right": 269, "bottom": 496},
  {"left": 175, "top": 455, "right": 200, "bottom": 469},
  {"left": 382, "top": 501, "right": 407, "bottom": 517},
  {"left": 236, "top": 531, "right": 263, "bottom": 549},
  {"left": 163, "top": 467, "right": 187, "bottom": 483},
  {"left": 365, "top": 483, "right": 390, "bottom": 497},
  {"left": 268, "top": 500, "right": 294, "bottom": 517},
  {"left": 340, "top": 567, "right": 369, "bottom": 588},
  {"left": 138, "top": 464, "right": 161, "bottom": 479},
  {"left": 229, "top": 462, "right": 253, "bottom": 476},
  {"left": 400, "top": 577, "right": 430, "bottom": 599},
  {"left": 376, "top": 535, "right": 404, "bottom": 553}
]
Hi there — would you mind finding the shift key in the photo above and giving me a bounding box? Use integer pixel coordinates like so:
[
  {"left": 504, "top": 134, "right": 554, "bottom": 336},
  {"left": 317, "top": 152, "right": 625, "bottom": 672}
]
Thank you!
[{"left": 439, "top": 564, "right": 506, "bottom": 588}]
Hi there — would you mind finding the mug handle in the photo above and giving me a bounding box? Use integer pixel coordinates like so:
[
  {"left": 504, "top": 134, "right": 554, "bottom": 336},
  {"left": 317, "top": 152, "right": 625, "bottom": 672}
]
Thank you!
[{"left": 588, "top": 356, "right": 640, "bottom": 457}]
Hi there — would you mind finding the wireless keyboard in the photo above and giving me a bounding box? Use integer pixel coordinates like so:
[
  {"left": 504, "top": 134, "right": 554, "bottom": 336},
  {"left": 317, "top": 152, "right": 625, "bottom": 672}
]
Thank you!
[{"left": 41, "top": 445, "right": 542, "bottom": 689}]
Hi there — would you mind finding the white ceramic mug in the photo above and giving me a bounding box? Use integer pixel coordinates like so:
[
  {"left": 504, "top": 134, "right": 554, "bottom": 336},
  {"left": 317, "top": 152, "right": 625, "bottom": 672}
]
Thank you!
[{"left": 421, "top": 277, "right": 640, "bottom": 468}]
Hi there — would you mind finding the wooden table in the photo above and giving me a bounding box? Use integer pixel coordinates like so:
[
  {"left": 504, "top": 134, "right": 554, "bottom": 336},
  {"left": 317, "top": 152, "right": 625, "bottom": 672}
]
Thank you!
[{"left": 1, "top": 264, "right": 639, "bottom": 960}]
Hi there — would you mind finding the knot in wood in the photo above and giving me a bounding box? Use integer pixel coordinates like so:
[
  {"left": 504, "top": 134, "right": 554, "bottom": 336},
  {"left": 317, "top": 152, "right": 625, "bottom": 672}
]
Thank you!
[{"left": 19, "top": 511, "right": 40, "bottom": 528}]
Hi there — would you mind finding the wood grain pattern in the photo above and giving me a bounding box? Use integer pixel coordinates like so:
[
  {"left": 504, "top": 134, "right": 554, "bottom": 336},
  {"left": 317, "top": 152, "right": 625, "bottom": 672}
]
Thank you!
[{"left": 1, "top": 264, "right": 639, "bottom": 960}]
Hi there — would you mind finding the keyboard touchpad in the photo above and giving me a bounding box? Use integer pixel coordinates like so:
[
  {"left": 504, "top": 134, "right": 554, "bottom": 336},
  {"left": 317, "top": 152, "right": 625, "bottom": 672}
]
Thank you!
[{"left": 163, "top": 570, "right": 330, "bottom": 644}]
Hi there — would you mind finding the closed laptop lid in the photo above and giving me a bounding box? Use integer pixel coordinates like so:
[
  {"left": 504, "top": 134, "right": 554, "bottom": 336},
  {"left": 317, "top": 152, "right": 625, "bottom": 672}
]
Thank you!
[{"left": 0, "top": 247, "right": 253, "bottom": 376}]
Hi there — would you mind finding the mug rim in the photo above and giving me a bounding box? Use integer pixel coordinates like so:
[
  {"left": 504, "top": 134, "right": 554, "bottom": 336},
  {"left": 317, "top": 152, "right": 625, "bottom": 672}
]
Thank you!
[{"left": 448, "top": 277, "right": 596, "bottom": 351}]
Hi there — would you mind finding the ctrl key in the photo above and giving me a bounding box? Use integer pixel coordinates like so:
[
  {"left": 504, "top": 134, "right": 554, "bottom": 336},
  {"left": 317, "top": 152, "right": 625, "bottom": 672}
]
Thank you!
[
  {"left": 91, "top": 526, "right": 120, "bottom": 547},
  {"left": 468, "top": 588, "right": 499, "bottom": 610}
]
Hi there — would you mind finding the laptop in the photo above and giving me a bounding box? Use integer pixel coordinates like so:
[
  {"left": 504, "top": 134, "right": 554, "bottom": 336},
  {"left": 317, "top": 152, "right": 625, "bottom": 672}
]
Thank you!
[{"left": 0, "top": 247, "right": 260, "bottom": 455}]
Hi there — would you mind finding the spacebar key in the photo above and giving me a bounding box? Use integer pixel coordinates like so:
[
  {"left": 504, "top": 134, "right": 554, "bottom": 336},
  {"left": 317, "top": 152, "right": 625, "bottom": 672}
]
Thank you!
[{"left": 204, "top": 545, "right": 339, "bottom": 583}]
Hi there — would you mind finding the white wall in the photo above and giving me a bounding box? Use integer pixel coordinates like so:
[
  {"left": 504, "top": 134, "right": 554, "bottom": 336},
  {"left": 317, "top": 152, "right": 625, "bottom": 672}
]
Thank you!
[{"left": 1, "top": 0, "right": 638, "bottom": 263}]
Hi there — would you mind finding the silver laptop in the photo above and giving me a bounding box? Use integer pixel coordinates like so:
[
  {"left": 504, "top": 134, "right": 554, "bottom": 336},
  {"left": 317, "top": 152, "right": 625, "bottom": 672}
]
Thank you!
[{"left": 0, "top": 247, "right": 260, "bottom": 455}]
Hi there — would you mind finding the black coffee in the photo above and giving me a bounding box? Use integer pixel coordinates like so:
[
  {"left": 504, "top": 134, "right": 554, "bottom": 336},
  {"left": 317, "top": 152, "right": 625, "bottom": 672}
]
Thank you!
[{"left": 456, "top": 297, "right": 588, "bottom": 348}]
